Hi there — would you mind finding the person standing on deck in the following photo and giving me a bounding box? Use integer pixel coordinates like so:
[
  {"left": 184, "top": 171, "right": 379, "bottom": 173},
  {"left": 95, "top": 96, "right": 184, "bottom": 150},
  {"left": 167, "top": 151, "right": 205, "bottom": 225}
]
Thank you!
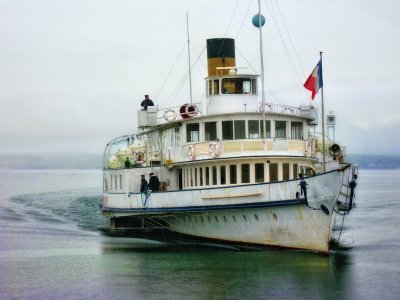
[
  {"left": 140, "top": 175, "right": 148, "bottom": 193},
  {"left": 147, "top": 173, "right": 160, "bottom": 191},
  {"left": 140, "top": 95, "right": 154, "bottom": 110}
]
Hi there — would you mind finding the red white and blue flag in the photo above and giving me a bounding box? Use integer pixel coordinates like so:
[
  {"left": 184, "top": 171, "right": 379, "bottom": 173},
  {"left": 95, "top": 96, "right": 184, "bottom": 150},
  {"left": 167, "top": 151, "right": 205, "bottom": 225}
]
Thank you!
[{"left": 304, "top": 59, "right": 323, "bottom": 100}]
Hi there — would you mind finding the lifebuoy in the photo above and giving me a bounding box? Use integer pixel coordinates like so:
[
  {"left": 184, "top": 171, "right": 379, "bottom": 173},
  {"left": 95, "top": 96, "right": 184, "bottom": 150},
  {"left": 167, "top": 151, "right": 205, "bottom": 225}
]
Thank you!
[
  {"left": 163, "top": 108, "right": 177, "bottom": 121},
  {"left": 208, "top": 142, "right": 220, "bottom": 158},
  {"left": 134, "top": 151, "right": 145, "bottom": 164},
  {"left": 188, "top": 145, "right": 195, "bottom": 160},
  {"left": 185, "top": 104, "right": 198, "bottom": 118}
]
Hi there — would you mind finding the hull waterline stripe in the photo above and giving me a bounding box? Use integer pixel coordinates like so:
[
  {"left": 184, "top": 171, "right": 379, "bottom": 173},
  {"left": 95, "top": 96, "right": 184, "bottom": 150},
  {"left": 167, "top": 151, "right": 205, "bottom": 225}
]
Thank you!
[{"left": 102, "top": 198, "right": 307, "bottom": 214}]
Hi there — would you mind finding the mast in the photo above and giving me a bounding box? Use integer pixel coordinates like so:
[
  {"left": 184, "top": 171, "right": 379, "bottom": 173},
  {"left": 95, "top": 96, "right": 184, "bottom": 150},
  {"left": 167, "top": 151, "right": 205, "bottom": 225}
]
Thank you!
[
  {"left": 186, "top": 11, "right": 193, "bottom": 104},
  {"left": 257, "top": 0, "right": 267, "bottom": 138},
  {"left": 320, "top": 51, "right": 326, "bottom": 172}
]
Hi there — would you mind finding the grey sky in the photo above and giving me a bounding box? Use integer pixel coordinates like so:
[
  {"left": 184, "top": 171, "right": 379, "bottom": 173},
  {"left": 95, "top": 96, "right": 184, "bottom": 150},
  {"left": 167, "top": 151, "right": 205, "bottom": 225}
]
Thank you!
[{"left": 0, "top": 0, "right": 399, "bottom": 154}]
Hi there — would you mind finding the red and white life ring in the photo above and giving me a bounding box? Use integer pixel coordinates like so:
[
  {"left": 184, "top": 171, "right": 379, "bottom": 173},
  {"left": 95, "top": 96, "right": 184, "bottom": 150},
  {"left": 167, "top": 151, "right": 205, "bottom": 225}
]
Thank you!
[
  {"left": 185, "top": 104, "right": 198, "bottom": 118},
  {"left": 187, "top": 145, "right": 196, "bottom": 160},
  {"left": 208, "top": 142, "right": 220, "bottom": 158},
  {"left": 163, "top": 108, "right": 177, "bottom": 121},
  {"left": 134, "top": 151, "right": 145, "bottom": 164}
]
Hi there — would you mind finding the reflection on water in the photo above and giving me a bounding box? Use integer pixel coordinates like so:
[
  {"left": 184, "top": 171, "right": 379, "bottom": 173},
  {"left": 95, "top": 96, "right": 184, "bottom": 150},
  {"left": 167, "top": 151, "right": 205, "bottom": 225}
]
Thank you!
[{"left": 98, "top": 238, "right": 354, "bottom": 299}]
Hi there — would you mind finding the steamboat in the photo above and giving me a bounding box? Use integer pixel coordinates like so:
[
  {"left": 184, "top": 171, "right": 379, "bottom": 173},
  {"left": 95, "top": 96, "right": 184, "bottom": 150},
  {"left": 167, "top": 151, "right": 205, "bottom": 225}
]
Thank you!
[{"left": 101, "top": 29, "right": 357, "bottom": 253}]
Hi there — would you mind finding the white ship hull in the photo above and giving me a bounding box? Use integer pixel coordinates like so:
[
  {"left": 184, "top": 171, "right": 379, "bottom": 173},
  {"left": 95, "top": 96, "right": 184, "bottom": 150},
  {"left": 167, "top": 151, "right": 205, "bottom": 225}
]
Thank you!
[{"left": 102, "top": 166, "right": 350, "bottom": 253}]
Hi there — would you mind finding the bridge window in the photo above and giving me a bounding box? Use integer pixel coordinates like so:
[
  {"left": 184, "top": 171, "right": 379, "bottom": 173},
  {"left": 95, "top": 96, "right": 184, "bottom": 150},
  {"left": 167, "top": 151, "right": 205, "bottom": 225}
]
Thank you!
[
  {"left": 186, "top": 123, "right": 199, "bottom": 142},
  {"left": 222, "top": 78, "right": 253, "bottom": 94},
  {"left": 249, "top": 120, "right": 260, "bottom": 138},
  {"left": 234, "top": 120, "right": 246, "bottom": 139}
]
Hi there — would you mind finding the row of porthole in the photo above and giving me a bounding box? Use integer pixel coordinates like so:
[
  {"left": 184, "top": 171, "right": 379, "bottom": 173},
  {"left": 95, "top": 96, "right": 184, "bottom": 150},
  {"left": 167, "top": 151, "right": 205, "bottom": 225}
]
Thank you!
[{"left": 181, "top": 213, "right": 278, "bottom": 224}]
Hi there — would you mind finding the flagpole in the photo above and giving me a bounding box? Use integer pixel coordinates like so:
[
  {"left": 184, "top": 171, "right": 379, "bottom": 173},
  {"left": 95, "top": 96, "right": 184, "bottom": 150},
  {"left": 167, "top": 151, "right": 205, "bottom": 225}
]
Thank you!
[
  {"left": 186, "top": 11, "right": 193, "bottom": 104},
  {"left": 257, "top": 0, "right": 266, "bottom": 138},
  {"left": 320, "top": 51, "right": 326, "bottom": 172}
]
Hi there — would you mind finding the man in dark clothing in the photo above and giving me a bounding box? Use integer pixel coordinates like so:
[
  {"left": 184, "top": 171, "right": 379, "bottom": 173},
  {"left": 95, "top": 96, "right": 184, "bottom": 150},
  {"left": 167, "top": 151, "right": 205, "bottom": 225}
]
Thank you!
[
  {"left": 147, "top": 173, "right": 160, "bottom": 191},
  {"left": 124, "top": 157, "right": 131, "bottom": 168},
  {"left": 140, "top": 175, "right": 148, "bottom": 193},
  {"left": 141, "top": 95, "right": 154, "bottom": 110},
  {"left": 299, "top": 173, "right": 308, "bottom": 204}
]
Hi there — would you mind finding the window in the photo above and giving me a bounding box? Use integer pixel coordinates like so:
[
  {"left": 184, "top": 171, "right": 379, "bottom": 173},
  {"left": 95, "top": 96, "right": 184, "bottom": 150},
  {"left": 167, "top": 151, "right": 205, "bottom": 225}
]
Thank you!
[
  {"left": 275, "top": 121, "right": 286, "bottom": 138},
  {"left": 205, "top": 122, "right": 217, "bottom": 141},
  {"left": 249, "top": 120, "right": 260, "bottom": 138},
  {"left": 222, "top": 120, "right": 245, "bottom": 140},
  {"left": 222, "top": 78, "right": 253, "bottom": 94},
  {"left": 200, "top": 168, "right": 203, "bottom": 186},
  {"left": 265, "top": 120, "right": 271, "bottom": 138},
  {"left": 293, "top": 164, "right": 298, "bottom": 179},
  {"left": 269, "top": 163, "right": 278, "bottom": 182},
  {"left": 222, "top": 121, "right": 234, "bottom": 140},
  {"left": 230, "top": 165, "right": 237, "bottom": 184},
  {"left": 186, "top": 123, "right": 199, "bottom": 142},
  {"left": 205, "top": 167, "right": 210, "bottom": 185},
  {"left": 213, "top": 80, "right": 220, "bottom": 95},
  {"left": 212, "top": 166, "right": 217, "bottom": 185},
  {"left": 283, "top": 163, "right": 290, "bottom": 181},
  {"left": 220, "top": 166, "right": 226, "bottom": 185},
  {"left": 255, "top": 163, "right": 264, "bottom": 183},
  {"left": 241, "top": 164, "right": 250, "bottom": 183},
  {"left": 291, "top": 122, "right": 303, "bottom": 139},
  {"left": 208, "top": 80, "right": 212, "bottom": 95},
  {"left": 119, "top": 174, "right": 122, "bottom": 189},
  {"left": 234, "top": 120, "right": 246, "bottom": 139}
]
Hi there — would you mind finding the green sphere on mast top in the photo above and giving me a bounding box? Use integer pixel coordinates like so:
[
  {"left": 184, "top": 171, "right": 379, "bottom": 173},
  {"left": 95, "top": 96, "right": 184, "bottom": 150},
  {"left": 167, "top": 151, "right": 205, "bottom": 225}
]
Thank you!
[{"left": 252, "top": 14, "right": 266, "bottom": 27}]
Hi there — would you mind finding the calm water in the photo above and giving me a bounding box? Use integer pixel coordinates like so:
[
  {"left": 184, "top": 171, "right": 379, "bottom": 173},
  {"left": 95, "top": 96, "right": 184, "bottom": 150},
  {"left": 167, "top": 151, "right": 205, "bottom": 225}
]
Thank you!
[{"left": 0, "top": 169, "right": 399, "bottom": 299}]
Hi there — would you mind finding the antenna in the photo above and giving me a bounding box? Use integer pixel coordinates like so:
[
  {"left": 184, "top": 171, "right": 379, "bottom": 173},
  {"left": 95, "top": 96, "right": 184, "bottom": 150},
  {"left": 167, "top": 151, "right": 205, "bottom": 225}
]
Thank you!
[{"left": 186, "top": 11, "right": 193, "bottom": 104}]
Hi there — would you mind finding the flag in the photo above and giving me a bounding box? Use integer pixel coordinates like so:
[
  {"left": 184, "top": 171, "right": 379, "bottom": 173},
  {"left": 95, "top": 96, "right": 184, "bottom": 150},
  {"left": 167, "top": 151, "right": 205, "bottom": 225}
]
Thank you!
[{"left": 304, "top": 59, "right": 323, "bottom": 100}]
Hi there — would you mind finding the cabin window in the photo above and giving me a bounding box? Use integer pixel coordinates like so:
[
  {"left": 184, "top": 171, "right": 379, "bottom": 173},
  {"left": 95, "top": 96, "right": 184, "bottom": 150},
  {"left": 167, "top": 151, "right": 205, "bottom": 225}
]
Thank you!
[
  {"left": 269, "top": 163, "right": 279, "bottom": 182},
  {"left": 275, "top": 121, "right": 286, "bottom": 138},
  {"left": 114, "top": 175, "right": 117, "bottom": 190},
  {"left": 265, "top": 120, "right": 271, "bottom": 138},
  {"left": 249, "top": 120, "right": 260, "bottom": 138},
  {"left": 194, "top": 168, "right": 198, "bottom": 186},
  {"left": 241, "top": 164, "right": 250, "bottom": 183},
  {"left": 230, "top": 165, "right": 237, "bottom": 184},
  {"left": 255, "top": 163, "right": 264, "bottom": 183},
  {"left": 119, "top": 174, "right": 122, "bottom": 189},
  {"left": 212, "top": 166, "right": 217, "bottom": 185},
  {"left": 283, "top": 163, "right": 290, "bottom": 181},
  {"left": 205, "top": 122, "right": 217, "bottom": 141},
  {"left": 200, "top": 167, "right": 203, "bottom": 186},
  {"left": 222, "top": 120, "right": 246, "bottom": 140},
  {"left": 222, "top": 78, "right": 252, "bottom": 94},
  {"left": 186, "top": 123, "right": 199, "bottom": 142},
  {"left": 234, "top": 120, "right": 246, "bottom": 139},
  {"left": 220, "top": 165, "right": 226, "bottom": 185},
  {"left": 208, "top": 80, "right": 212, "bottom": 95},
  {"left": 291, "top": 122, "right": 303, "bottom": 139},
  {"left": 213, "top": 80, "right": 220, "bottom": 95},
  {"left": 205, "top": 167, "right": 210, "bottom": 185},
  {"left": 293, "top": 164, "right": 298, "bottom": 179},
  {"left": 222, "top": 121, "right": 234, "bottom": 140}
]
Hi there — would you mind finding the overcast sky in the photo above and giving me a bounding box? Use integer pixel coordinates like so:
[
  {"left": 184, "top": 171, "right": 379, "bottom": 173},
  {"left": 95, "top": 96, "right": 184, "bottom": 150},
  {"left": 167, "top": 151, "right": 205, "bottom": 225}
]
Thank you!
[{"left": 0, "top": 0, "right": 399, "bottom": 155}]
